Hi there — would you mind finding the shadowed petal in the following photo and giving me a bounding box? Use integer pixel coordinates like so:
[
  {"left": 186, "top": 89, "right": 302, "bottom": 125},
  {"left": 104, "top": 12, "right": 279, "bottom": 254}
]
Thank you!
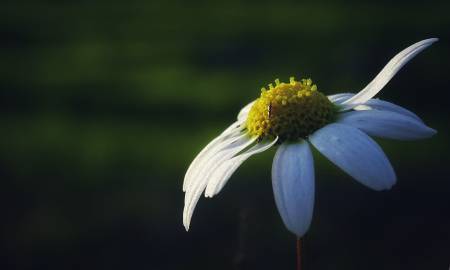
[
  {"left": 338, "top": 110, "right": 436, "bottom": 140},
  {"left": 342, "top": 38, "right": 438, "bottom": 106},
  {"left": 272, "top": 141, "right": 315, "bottom": 237},
  {"left": 359, "top": 98, "right": 423, "bottom": 122},
  {"left": 333, "top": 93, "right": 425, "bottom": 122},
  {"left": 310, "top": 123, "right": 396, "bottom": 191}
]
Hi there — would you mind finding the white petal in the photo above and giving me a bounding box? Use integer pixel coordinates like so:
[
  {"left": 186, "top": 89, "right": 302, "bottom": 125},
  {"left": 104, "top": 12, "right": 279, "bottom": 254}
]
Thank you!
[
  {"left": 204, "top": 137, "right": 278, "bottom": 198},
  {"left": 184, "top": 132, "right": 247, "bottom": 194},
  {"left": 272, "top": 141, "right": 315, "bottom": 237},
  {"left": 328, "top": 93, "right": 353, "bottom": 104},
  {"left": 183, "top": 121, "right": 244, "bottom": 191},
  {"left": 338, "top": 110, "right": 436, "bottom": 140},
  {"left": 309, "top": 123, "right": 396, "bottom": 191},
  {"left": 342, "top": 38, "right": 438, "bottom": 106},
  {"left": 182, "top": 100, "right": 256, "bottom": 230},
  {"left": 183, "top": 135, "right": 256, "bottom": 230},
  {"left": 238, "top": 100, "right": 255, "bottom": 121}
]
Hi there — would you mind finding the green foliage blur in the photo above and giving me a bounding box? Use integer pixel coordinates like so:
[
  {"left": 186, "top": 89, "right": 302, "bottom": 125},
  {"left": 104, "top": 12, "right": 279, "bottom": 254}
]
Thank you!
[{"left": 1, "top": 0, "right": 449, "bottom": 269}]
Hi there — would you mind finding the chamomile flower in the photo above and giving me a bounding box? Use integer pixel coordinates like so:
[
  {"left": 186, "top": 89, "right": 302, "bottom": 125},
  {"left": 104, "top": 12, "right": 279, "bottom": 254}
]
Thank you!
[{"left": 183, "top": 38, "right": 437, "bottom": 237}]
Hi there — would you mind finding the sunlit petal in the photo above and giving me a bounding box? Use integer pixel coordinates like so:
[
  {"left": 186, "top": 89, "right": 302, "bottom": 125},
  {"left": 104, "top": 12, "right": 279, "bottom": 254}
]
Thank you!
[
  {"left": 342, "top": 38, "right": 438, "bottom": 106},
  {"left": 205, "top": 137, "right": 278, "bottom": 198},
  {"left": 183, "top": 122, "right": 244, "bottom": 191},
  {"left": 183, "top": 135, "right": 256, "bottom": 230},
  {"left": 328, "top": 93, "right": 353, "bottom": 104}
]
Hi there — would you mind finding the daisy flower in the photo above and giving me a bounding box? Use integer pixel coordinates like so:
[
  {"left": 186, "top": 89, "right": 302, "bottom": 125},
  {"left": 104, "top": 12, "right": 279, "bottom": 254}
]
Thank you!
[{"left": 183, "top": 38, "right": 437, "bottom": 237}]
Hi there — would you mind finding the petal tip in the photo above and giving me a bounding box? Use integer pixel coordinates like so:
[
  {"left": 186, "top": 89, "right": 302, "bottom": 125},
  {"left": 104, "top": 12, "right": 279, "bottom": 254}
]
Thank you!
[
  {"left": 429, "top": 127, "right": 437, "bottom": 136},
  {"left": 417, "top": 38, "right": 439, "bottom": 48},
  {"left": 385, "top": 180, "right": 396, "bottom": 191},
  {"left": 385, "top": 174, "right": 397, "bottom": 191},
  {"left": 420, "top": 125, "right": 437, "bottom": 138},
  {"left": 183, "top": 217, "right": 191, "bottom": 231},
  {"left": 372, "top": 179, "right": 396, "bottom": 191}
]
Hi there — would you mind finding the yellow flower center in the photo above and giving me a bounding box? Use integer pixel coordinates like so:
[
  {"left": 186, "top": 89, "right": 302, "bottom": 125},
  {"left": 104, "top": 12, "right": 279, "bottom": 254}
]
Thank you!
[{"left": 246, "top": 77, "right": 336, "bottom": 142}]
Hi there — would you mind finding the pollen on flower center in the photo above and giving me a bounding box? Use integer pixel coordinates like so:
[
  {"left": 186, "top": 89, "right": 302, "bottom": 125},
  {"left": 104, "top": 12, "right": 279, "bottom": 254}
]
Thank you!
[{"left": 246, "top": 77, "right": 337, "bottom": 142}]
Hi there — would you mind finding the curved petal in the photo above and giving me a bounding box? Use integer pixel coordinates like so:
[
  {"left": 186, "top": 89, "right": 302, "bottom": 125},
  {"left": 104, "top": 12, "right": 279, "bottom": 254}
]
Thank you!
[
  {"left": 342, "top": 38, "right": 438, "bottom": 106},
  {"left": 183, "top": 134, "right": 256, "bottom": 230},
  {"left": 183, "top": 121, "right": 244, "bottom": 191},
  {"left": 272, "top": 141, "right": 315, "bottom": 237},
  {"left": 183, "top": 100, "right": 256, "bottom": 230},
  {"left": 309, "top": 123, "right": 396, "bottom": 191},
  {"left": 204, "top": 137, "right": 278, "bottom": 198},
  {"left": 328, "top": 93, "right": 353, "bottom": 104},
  {"left": 338, "top": 110, "right": 436, "bottom": 140}
]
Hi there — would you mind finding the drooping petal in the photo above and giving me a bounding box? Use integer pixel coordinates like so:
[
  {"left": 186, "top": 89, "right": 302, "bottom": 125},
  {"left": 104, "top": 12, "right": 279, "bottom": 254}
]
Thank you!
[
  {"left": 184, "top": 133, "right": 250, "bottom": 194},
  {"left": 272, "top": 141, "right": 315, "bottom": 237},
  {"left": 309, "top": 123, "right": 396, "bottom": 191},
  {"left": 183, "top": 100, "right": 257, "bottom": 230},
  {"left": 204, "top": 137, "right": 278, "bottom": 198},
  {"left": 183, "top": 134, "right": 257, "bottom": 230},
  {"left": 338, "top": 110, "right": 436, "bottom": 140},
  {"left": 183, "top": 121, "right": 244, "bottom": 191},
  {"left": 342, "top": 38, "right": 438, "bottom": 106}
]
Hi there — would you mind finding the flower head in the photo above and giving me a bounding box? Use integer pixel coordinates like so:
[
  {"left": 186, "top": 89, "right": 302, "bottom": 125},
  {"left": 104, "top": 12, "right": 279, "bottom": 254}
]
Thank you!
[
  {"left": 246, "top": 78, "right": 337, "bottom": 142},
  {"left": 183, "top": 38, "right": 438, "bottom": 236}
]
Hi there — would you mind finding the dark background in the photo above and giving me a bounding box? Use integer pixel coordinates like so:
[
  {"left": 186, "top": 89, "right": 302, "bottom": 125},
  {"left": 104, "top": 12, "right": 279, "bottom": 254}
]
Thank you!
[{"left": 1, "top": 0, "right": 449, "bottom": 269}]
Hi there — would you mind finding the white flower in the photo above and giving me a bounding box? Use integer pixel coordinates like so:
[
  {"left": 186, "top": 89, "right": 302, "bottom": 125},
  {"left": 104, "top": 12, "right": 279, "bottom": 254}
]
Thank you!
[{"left": 183, "top": 38, "right": 438, "bottom": 236}]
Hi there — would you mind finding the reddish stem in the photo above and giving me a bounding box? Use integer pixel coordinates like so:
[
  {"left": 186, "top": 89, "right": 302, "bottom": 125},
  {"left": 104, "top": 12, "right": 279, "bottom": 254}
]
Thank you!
[{"left": 296, "top": 237, "right": 302, "bottom": 270}]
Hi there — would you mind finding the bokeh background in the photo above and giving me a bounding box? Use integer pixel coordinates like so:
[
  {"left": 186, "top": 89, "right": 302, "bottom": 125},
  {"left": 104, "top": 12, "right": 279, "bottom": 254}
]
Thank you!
[{"left": 1, "top": 0, "right": 449, "bottom": 269}]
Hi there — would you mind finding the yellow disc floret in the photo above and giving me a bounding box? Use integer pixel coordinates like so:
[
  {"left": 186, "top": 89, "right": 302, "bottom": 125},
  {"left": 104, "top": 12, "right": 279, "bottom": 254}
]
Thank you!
[{"left": 246, "top": 77, "right": 336, "bottom": 142}]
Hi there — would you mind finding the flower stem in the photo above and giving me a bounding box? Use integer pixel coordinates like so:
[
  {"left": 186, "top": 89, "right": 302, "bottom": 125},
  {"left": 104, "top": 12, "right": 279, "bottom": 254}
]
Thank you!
[{"left": 296, "top": 237, "right": 302, "bottom": 270}]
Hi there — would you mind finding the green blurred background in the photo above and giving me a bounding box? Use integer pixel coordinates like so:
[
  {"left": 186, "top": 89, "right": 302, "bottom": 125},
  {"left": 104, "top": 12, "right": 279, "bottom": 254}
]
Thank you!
[{"left": 1, "top": 0, "right": 449, "bottom": 269}]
